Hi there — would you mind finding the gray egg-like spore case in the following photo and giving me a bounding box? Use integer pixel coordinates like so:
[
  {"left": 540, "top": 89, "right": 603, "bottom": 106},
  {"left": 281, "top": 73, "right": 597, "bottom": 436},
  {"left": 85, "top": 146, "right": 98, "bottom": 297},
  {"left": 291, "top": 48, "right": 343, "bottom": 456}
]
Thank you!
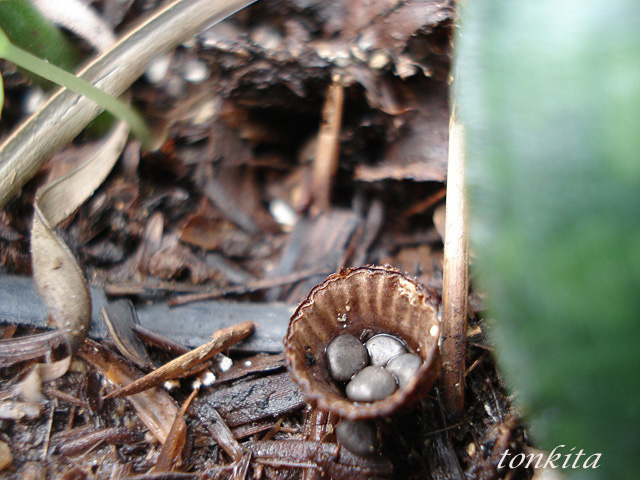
[{"left": 325, "top": 333, "right": 368, "bottom": 382}]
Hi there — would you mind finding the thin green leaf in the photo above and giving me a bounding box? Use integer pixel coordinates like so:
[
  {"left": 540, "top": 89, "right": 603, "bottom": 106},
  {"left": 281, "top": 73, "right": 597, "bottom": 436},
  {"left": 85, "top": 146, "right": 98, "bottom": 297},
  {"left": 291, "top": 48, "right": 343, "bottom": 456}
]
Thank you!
[
  {"left": 0, "top": 37, "right": 152, "bottom": 147},
  {"left": 0, "top": 0, "right": 80, "bottom": 85}
]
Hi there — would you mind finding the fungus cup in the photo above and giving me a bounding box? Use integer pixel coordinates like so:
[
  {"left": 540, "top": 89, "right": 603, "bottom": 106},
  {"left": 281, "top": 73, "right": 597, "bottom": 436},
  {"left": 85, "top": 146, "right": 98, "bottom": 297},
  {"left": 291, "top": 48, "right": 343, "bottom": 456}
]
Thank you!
[{"left": 284, "top": 265, "right": 441, "bottom": 420}]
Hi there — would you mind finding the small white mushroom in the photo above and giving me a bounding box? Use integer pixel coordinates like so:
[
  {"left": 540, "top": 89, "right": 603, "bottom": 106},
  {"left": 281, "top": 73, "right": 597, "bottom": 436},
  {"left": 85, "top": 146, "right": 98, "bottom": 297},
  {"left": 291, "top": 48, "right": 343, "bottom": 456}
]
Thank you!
[
  {"left": 385, "top": 353, "right": 422, "bottom": 389},
  {"left": 145, "top": 54, "right": 171, "bottom": 84},
  {"left": 335, "top": 420, "right": 378, "bottom": 457},
  {"left": 346, "top": 366, "right": 397, "bottom": 402},
  {"left": 325, "top": 334, "right": 368, "bottom": 382},
  {"left": 23, "top": 87, "right": 46, "bottom": 115},
  {"left": 365, "top": 334, "right": 407, "bottom": 366},
  {"left": 183, "top": 58, "right": 209, "bottom": 84}
]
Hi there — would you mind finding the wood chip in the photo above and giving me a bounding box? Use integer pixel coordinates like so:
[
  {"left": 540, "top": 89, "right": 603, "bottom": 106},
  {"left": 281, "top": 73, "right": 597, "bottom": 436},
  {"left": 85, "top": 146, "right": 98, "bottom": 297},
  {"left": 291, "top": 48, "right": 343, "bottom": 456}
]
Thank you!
[
  {"left": 264, "top": 209, "right": 360, "bottom": 303},
  {"left": 190, "top": 399, "right": 244, "bottom": 461},
  {"left": 214, "top": 352, "right": 284, "bottom": 385},
  {"left": 197, "top": 371, "right": 305, "bottom": 428},
  {"left": 0, "top": 274, "right": 293, "bottom": 353},
  {"left": 246, "top": 440, "right": 393, "bottom": 479}
]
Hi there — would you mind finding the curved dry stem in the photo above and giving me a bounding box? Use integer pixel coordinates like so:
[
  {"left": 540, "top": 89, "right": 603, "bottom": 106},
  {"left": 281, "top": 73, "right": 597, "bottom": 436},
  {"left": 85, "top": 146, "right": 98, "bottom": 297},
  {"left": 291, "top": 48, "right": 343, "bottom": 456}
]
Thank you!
[{"left": 31, "top": 121, "right": 129, "bottom": 353}]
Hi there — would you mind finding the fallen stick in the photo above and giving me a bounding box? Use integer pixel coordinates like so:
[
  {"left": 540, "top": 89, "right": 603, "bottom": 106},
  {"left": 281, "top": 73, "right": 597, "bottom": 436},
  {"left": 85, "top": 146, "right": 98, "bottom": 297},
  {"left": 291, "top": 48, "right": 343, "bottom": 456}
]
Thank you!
[
  {"left": 104, "top": 321, "right": 255, "bottom": 398},
  {"left": 440, "top": 106, "right": 469, "bottom": 419}
]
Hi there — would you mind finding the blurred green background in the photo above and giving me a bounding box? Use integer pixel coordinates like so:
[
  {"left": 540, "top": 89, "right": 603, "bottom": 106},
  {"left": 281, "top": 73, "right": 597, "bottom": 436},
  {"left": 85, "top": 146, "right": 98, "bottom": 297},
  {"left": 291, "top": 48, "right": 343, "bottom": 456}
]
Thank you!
[{"left": 457, "top": 1, "right": 640, "bottom": 479}]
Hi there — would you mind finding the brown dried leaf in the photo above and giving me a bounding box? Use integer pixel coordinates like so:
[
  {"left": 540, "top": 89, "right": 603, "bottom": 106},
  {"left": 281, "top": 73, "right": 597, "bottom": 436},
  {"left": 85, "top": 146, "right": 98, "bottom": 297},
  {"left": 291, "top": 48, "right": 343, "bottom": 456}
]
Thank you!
[
  {"left": 180, "top": 215, "right": 252, "bottom": 253},
  {"left": 79, "top": 338, "right": 177, "bottom": 444},
  {"left": 147, "top": 243, "right": 224, "bottom": 283},
  {"left": 153, "top": 389, "right": 197, "bottom": 472}
]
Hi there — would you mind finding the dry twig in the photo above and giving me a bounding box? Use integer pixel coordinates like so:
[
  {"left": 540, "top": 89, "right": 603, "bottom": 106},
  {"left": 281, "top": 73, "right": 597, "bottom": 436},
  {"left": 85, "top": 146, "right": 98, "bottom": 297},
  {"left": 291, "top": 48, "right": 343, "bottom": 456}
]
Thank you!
[
  {"left": 440, "top": 106, "right": 469, "bottom": 419},
  {"left": 310, "top": 73, "right": 344, "bottom": 216},
  {"left": 104, "top": 321, "right": 255, "bottom": 399}
]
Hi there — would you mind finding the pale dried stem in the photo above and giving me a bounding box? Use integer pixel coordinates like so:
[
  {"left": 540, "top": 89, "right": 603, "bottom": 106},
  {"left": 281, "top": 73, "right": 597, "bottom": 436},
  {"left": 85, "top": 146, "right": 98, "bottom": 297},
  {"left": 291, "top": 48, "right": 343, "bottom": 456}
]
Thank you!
[
  {"left": 441, "top": 106, "right": 469, "bottom": 419},
  {"left": 310, "top": 73, "right": 344, "bottom": 216}
]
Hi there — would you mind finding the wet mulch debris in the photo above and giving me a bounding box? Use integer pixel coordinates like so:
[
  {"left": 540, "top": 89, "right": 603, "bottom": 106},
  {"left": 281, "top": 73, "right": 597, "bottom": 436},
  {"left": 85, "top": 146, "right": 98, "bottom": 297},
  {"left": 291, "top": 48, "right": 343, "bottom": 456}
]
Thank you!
[{"left": 0, "top": 0, "right": 533, "bottom": 478}]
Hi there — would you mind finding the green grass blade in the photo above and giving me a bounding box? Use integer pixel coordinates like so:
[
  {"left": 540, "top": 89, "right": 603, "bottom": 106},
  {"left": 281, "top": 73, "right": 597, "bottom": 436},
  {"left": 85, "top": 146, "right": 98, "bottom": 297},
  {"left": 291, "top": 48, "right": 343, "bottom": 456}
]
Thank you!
[{"left": 1, "top": 39, "right": 152, "bottom": 147}]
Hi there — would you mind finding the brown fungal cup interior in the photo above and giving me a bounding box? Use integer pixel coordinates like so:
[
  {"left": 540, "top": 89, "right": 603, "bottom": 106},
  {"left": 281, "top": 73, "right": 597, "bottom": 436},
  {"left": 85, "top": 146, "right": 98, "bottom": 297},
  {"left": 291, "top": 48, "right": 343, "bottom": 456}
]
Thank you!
[{"left": 284, "top": 265, "right": 441, "bottom": 420}]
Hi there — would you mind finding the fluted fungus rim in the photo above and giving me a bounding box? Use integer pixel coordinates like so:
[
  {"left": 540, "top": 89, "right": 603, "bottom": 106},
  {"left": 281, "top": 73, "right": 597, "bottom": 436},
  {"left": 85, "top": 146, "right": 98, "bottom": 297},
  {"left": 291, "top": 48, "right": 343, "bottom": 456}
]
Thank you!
[{"left": 284, "top": 265, "right": 441, "bottom": 420}]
